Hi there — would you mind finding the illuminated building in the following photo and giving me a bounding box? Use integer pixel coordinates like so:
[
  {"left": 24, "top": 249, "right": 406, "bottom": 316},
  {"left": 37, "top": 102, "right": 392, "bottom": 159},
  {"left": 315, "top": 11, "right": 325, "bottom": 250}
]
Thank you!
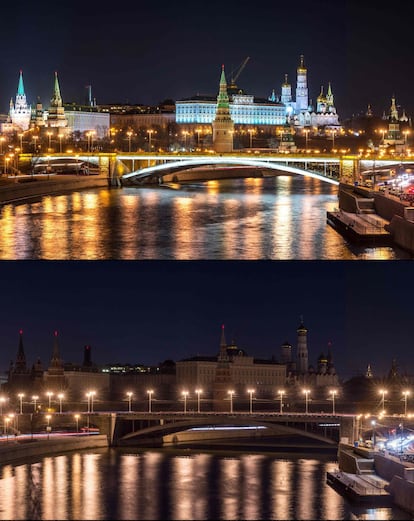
[
  {"left": 383, "top": 95, "right": 405, "bottom": 151},
  {"left": 1, "top": 70, "right": 31, "bottom": 133},
  {"left": 212, "top": 65, "right": 234, "bottom": 152},
  {"left": 175, "top": 325, "right": 286, "bottom": 403},
  {"left": 284, "top": 319, "right": 339, "bottom": 389},
  {"left": 45, "top": 71, "right": 68, "bottom": 128},
  {"left": 176, "top": 55, "right": 340, "bottom": 131}
]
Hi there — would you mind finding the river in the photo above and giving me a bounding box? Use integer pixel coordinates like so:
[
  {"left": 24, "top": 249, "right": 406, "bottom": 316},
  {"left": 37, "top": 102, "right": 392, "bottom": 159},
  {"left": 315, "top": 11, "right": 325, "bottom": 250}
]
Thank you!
[
  {"left": 0, "top": 447, "right": 410, "bottom": 520},
  {"left": 0, "top": 176, "right": 410, "bottom": 260}
]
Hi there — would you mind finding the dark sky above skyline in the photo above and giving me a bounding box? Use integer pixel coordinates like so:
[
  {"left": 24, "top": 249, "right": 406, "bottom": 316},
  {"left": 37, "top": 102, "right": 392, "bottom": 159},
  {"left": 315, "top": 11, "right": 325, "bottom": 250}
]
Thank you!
[
  {"left": 0, "top": 0, "right": 412, "bottom": 121},
  {"left": 0, "top": 260, "right": 412, "bottom": 382}
]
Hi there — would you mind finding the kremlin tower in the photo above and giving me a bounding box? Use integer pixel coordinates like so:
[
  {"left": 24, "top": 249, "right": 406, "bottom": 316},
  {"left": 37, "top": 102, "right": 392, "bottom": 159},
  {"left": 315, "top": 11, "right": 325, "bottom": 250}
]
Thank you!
[
  {"left": 46, "top": 72, "right": 68, "bottom": 128},
  {"left": 212, "top": 65, "right": 234, "bottom": 153},
  {"left": 295, "top": 55, "right": 309, "bottom": 112},
  {"left": 9, "top": 70, "right": 31, "bottom": 131}
]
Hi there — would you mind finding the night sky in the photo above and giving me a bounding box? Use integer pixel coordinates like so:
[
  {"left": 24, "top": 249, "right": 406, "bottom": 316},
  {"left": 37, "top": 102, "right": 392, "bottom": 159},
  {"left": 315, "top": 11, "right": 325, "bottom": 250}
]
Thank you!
[
  {"left": 0, "top": 0, "right": 412, "bottom": 121},
  {"left": 0, "top": 260, "right": 412, "bottom": 382}
]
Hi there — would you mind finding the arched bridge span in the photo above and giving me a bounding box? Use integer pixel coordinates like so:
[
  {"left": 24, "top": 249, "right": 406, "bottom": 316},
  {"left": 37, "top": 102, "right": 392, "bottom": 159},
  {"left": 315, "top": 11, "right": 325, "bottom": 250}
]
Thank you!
[
  {"left": 107, "top": 413, "right": 355, "bottom": 447},
  {"left": 120, "top": 156, "right": 340, "bottom": 186}
]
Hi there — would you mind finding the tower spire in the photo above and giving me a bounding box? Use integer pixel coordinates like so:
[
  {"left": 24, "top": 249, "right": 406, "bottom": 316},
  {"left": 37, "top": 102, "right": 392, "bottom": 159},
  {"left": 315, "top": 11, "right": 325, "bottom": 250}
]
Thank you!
[
  {"left": 15, "top": 329, "right": 27, "bottom": 372},
  {"left": 17, "top": 70, "right": 25, "bottom": 96},
  {"left": 51, "top": 71, "right": 63, "bottom": 107},
  {"left": 212, "top": 64, "right": 234, "bottom": 153}
]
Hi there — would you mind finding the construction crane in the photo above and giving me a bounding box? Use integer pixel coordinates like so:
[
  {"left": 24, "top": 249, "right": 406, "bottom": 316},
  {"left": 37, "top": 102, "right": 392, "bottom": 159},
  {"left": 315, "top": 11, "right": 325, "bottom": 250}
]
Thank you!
[{"left": 229, "top": 56, "right": 250, "bottom": 92}]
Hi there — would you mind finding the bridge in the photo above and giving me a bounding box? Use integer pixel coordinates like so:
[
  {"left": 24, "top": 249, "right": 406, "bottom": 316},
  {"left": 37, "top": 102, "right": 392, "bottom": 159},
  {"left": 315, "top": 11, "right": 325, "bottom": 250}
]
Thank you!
[
  {"left": 89, "top": 411, "right": 359, "bottom": 448},
  {"left": 19, "top": 152, "right": 414, "bottom": 187}
]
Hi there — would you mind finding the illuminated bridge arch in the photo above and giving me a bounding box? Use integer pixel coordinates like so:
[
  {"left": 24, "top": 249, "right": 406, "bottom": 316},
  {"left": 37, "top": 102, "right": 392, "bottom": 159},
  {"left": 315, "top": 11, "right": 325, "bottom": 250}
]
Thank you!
[
  {"left": 113, "top": 414, "right": 340, "bottom": 447},
  {"left": 121, "top": 156, "right": 340, "bottom": 186}
]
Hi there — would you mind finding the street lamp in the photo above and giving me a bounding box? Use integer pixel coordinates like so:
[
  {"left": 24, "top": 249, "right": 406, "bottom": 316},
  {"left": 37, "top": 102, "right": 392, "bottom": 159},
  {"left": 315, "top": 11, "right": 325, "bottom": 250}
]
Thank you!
[
  {"left": 371, "top": 419, "right": 376, "bottom": 447},
  {"left": 90, "top": 391, "right": 96, "bottom": 413},
  {"left": 147, "top": 130, "right": 154, "bottom": 152},
  {"left": 278, "top": 390, "right": 285, "bottom": 414},
  {"left": 46, "top": 391, "right": 54, "bottom": 409},
  {"left": 126, "top": 391, "right": 133, "bottom": 413},
  {"left": 329, "top": 389, "right": 338, "bottom": 415},
  {"left": 182, "top": 391, "right": 189, "bottom": 413},
  {"left": 402, "top": 390, "right": 410, "bottom": 416},
  {"left": 247, "top": 388, "right": 255, "bottom": 414},
  {"left": 195, "top": 388, "right": 203, "bottom": 413},
  {"left": 57, "top": 393, "right": 64, "bottom": 414},
  {"left": 147, "top": 390, "right": 154, "bottom": 413},
  {"left": 195, "top": 128, "right": 202, "bottom": 148},
  {"left": 47, "top": 131, "right": 53, "bottom": 151},
  {"left": 248, "top": 128, "right": 254, "bottom": 148},
  {"left": 182, "top": 131, "right": 189, "bottom": 150},
  {"left": 304, "top": 128, "right": 310, "bottom": 150},
  {"left": 33, "top": 135, "right": 38, "bottom": 153},
  {"left": 0, "top": 136, "right": 5, "bottom": 154},
  {"left": 17, "top": 393, "right": 24, "bottom": 415},
  {"left": 127, "top": 131, "right": 133, "bottom": 152},
  {"left": 18, "top": 133, "right": 23, "bottom": 151},
  {"left": 228, "top": 390, "right": 235, "bottom": 414},
  {"left": 4, "top": 417, "right": 10, "bottom": 442},
  {"left": 32, "top": 395, "right": 39, "bottom": 412},
  {"left": 46, "top": 414, "right": 52, "bottom": 440},
  {"left": 0, "top": 396, "right": 6, "bottom": 416},
  {"left": 303, "top": 389, "right": 311, "bottom": 414},
  {"left": 58, "top": 133, "right": 63, "bottom": 153},
  {"left": 379, "top": 389, "right": 387, "bottom": 414},
  {"left": 74, "top": 414, "right": 80, "bottom": 433}
]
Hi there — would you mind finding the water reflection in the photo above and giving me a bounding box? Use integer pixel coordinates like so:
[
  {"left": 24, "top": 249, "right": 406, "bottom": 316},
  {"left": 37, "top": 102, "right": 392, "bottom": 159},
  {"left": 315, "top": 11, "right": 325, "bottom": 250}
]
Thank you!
[
  {"left": 0, "top": 177, "right": 410, "bottom": 259},
  {"left": 0, "top": 449, "right": 411, "bottom": 520}
]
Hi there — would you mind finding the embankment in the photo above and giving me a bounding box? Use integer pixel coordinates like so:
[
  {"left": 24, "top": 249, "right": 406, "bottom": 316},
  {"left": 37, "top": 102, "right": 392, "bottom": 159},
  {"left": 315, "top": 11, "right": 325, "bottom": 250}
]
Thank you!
[
  {"left": 0, "top": 435, "right": 108, "bottom": 466},
  {"left": 0, "top": 176, "right": 110, "bottom": 205}
]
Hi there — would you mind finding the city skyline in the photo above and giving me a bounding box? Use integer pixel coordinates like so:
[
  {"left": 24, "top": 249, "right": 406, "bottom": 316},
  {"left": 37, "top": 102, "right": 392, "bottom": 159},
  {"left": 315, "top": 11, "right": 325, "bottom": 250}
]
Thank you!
[
  {"left": 0, "top": 260, "right": 412, "bottom": 382},
  {"left": 0, "top": 0, "right": 412, "bottom": 121}
]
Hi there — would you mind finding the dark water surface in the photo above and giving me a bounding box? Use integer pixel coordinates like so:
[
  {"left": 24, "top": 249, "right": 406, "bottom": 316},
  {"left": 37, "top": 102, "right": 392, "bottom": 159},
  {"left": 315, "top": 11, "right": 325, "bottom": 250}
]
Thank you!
[
  {"left": 0, "top": 448, "right": 410, "bottom": 520},
  {"left": 0, "top": 176, "right": 409, "bottom": 259}
]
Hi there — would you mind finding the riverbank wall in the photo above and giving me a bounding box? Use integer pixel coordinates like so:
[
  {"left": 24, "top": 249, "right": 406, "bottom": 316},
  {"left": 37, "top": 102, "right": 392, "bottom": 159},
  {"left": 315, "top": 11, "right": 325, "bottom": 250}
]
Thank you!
[
  {"left": 0, "top": 435, "right": 108, "bottom": 466},
  {"left": 0, "top": 176, "right": 110, "bottom": 205}
]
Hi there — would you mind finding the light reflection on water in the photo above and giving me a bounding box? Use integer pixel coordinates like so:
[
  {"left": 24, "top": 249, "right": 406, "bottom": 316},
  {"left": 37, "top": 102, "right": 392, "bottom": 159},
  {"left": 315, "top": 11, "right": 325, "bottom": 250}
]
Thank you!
[
  {"left": 0, "top": 176, "right": 409, "bottom": 260},
  {"left": 0, "top": 449, "right": 411, "bottom": 520}
]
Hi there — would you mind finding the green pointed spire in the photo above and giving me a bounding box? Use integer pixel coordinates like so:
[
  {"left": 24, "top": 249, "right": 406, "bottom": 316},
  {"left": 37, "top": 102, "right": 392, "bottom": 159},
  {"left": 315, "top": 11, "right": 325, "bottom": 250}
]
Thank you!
[
  {"left": 17, "top": 70, "right": 25, "bottom": 96},
  {"left": 216, "top": 65, "right": 230, "bottom": 110},
  {"left": 51, "top": 71, "right": 63, "bottom": 106}
]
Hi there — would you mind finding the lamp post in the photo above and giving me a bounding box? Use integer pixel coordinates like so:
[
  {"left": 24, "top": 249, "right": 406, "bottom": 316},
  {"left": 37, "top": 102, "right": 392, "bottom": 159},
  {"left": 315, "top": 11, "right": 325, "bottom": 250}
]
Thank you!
[
  {"left": 195, "top": 128, "right": 201, "bottom": 148},
  {"left": 74, "top": 414, "right": 80, "bottom": 433},
  {"left": 86, "top": 392, "right": 91, "bottom": 413},
  {"left": 403, "top": 390, "right": 410, "bottom": 416},
  {"left": 147, "top": 130, "right": 154, "bottom": 152},
  {"left": 330, "top": 389, "right": 338, "bottom": 415},
  {"left": 371, "top": 419, "right": 376, "bottom": 447},
  {"left": 379, "top": 389, "right": 387, "bottom": 414},
  {"left": 182, "top": 131, "right": 189, "bottom": 150},
  {"left": 0, "top": 136, "right": 5, "bottom": 154},
  {"left": 17, "top": 393, "right": 24, "bottom": 415},
  {"left": 127, "top": 131, "right": 133, "bottom": 153},
  {"left": 46, "top": 414, "right": 51, "bottom": 440},
  {"left": 46, "top": 391, "right": 54, "bottom": 410},
  {"left": 195, "top": 388, "right": 202, "bottom": 413},
  {"left": 47, "top": 131, "right": 52, "bottom": 151},
  {"left": 331, "top": 129, "right": 337, "bottom": 151},
  {"left": 147, "top": 390, "right": 154, "bottom": 413},
  {"left": 58, "top": 133, "right": 63, "bottom": 153},
  {"left": 0, "top": 396, "right": 6, "bottom": 416},
  {"left": 32, "top": 395, "right": 39, "bottom": 413},
  {"left": 304, "top": 128, "right": 310, "bottom": 150},
  {"left": 182, "top": 391, "right": 189, "bottom": 413},
  {"left": 33, "top": 135, "right": 38, "bottom": 154},
  {"left": 90, "top": 391, "right": 96, "bottom": 413},
  {"left": 57, "top": 393, "right": 64, "bottom": 414},
  {"left": 303, "top": 389, "right": 311, "bottom": 414},
  {"left": 228, "top": 390, "right": 235, "bottom": 414},
  {"left": 248, "top": 128, "right": 254, "bottom": 148},
  {"left": 18, "top": 133, "right": 23, "bottom": 151},
  {"left": 126, "top": 391, "right": 133, "bottom": 413},
  {"left": 4, "top": 417, "right": 10, "bottom": 442},
  {"left": 247, "top": 388, "right": 255, "bottom": 414},
  {"left": 278, "top": 390, "right": 285, "bottom": 414}
]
